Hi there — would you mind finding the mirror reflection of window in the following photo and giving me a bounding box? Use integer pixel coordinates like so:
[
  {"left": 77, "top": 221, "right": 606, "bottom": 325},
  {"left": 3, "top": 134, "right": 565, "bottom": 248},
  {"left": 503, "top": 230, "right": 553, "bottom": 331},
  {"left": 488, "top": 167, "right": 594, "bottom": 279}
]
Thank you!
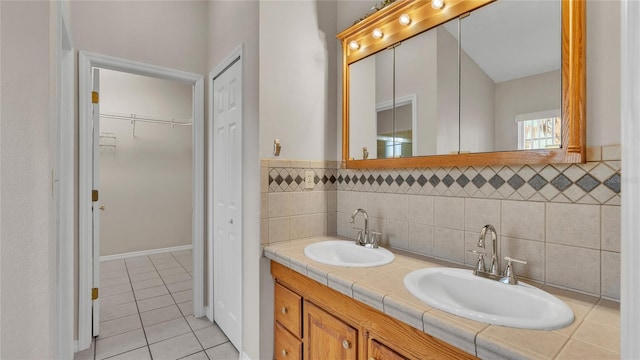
[
  {"left": 516, "top": 109, "right": 561, "bottom": 150},
  {"left": 376, "top": 103, "right": 414, "bottom": 158}
]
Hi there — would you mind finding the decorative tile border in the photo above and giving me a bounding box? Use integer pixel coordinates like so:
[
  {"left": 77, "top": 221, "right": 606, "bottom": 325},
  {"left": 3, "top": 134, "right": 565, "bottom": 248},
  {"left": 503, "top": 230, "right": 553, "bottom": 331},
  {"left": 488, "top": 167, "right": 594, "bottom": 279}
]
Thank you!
[{"left": 267, "top": 161, "right": 621, "bottom": 205}]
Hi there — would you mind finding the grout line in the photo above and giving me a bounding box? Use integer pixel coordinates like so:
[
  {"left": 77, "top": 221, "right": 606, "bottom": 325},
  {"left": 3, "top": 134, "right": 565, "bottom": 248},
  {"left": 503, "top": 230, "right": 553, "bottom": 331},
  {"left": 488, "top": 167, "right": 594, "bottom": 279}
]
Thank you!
[{"left": 125, "top": 256, "right": 154, "bottom": 359}]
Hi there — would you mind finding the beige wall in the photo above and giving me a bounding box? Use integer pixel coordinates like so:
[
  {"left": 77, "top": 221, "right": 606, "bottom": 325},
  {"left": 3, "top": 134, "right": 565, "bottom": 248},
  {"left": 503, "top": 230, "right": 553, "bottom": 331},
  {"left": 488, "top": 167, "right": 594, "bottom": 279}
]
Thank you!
[
  {"left": 99, "top": 70, "right": 193, "bottom": 256},
  {"left": 0, "top": 1, "right": 55, "bottom": 357}
]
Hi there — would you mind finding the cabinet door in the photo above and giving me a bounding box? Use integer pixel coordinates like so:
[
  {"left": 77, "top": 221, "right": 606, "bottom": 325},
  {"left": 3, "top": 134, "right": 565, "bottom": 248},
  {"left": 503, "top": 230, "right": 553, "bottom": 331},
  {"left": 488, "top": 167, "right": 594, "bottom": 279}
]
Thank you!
[
  {"left": 275, "top": 322, "right": 302, "bottom": 360},
  {"left": 368, "top": 338, "right": 408, "bottom": 360},
  {"left": 304, "top": 301, "right": 357, "bottom": 360},
  {"left": 275, "top": 283, "right": 302, "bottom": 337}
]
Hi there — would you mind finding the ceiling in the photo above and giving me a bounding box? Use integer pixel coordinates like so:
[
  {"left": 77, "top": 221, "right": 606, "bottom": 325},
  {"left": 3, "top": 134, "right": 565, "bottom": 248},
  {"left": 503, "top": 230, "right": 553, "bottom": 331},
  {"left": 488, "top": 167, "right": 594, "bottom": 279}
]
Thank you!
[{"left": 444, "top": 0, "right": 561, "bottom": 83}]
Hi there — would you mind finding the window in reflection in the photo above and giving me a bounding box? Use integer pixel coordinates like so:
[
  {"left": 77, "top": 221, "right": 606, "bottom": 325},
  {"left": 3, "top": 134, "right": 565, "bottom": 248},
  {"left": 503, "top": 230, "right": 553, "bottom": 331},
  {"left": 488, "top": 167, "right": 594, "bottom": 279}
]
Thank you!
[{"left": 516, "top": 109, "right": 561, "bottom": 150}]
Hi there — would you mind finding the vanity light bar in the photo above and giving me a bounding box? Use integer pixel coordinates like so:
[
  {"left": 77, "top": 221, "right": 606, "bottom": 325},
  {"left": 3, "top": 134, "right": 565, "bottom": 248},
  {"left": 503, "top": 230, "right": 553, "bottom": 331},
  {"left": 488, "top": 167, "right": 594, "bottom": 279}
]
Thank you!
[
  {"left": 372, "top": 28, "right": 384, "bottom": 39},
  {"left": 431, "top": 0, "right": 445, "bottom": 10},
  {"left": 349, "top": 40, "right": 360, "bottom": 50}
]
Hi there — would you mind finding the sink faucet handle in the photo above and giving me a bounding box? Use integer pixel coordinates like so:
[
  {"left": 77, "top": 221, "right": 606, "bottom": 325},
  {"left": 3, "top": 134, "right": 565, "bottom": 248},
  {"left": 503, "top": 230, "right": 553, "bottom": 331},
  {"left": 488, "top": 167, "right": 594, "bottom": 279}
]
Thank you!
[
  {"left": 352, "top": 227, "right": 365, "bottom": 246},
  {"left": 467, "top": 250, "right": 487, "bottom": 273},
  {"left": 366, "top": 231, "right": 381, "bottom": 249},
  {"left": 500, "top": 256, "right": 527, "bottom": 285}
]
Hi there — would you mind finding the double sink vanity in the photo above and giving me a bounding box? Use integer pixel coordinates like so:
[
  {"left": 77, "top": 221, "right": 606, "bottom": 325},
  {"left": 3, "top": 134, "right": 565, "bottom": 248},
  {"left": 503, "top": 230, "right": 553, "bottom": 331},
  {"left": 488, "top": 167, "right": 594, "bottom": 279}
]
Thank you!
[{"left": 265, "top": 233, "right": 618, "bottom": 359}]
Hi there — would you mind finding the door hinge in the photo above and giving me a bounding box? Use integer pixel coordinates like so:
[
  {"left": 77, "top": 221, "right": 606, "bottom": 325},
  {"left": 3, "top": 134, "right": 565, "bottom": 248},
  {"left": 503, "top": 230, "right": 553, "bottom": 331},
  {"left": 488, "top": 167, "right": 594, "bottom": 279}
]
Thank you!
[
  {"left": 92, "top": 287, "right": 99, "bottom": 300},
  {"left": 92, "top": 190, "right": 99, "bottom": 202},
  {"left": 92, "top": 91, "right": 99, "bottom": 104}
]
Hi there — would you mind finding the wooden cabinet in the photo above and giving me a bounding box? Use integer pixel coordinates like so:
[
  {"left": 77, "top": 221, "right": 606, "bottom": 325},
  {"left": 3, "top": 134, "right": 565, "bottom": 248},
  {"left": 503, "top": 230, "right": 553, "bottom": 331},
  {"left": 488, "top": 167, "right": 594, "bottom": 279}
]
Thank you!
[
  {"left": 304, "top": 301, "right": 357, "bottom": 360},
  {"left": 368, "top": 339, "right": 407, "bottom": 360},
  {"left": 272, "top": 261, "right": 477, "bottom": 360}
]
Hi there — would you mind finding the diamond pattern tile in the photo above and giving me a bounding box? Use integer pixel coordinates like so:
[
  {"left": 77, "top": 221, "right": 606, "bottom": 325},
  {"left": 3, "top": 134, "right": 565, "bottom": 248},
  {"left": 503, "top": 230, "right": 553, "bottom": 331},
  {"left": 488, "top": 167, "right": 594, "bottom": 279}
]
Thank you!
[
  {"left": 442, "top": 174, "right": 455, "bottom": 187},
  {"left": 488, "top": 175, "right": 505, "bottom": 189},
  {"left": 456, "top": 174, "right": 470, "bottom": 188},
  {"left": 528, "top": 174, "right": 548, "bottom": 191},
  {"left": 604, "top": 173, "right": 621, "bottom": 193},
  {"left": 405, "top": 175, "right": 416, "bottom": 186},
  {"left": 429, "top": 175, "right": 440, "bottom": 187},
  {"left": 507, "top": 174, "right": 525, "bottom": 190},
  {"left": 472, "top": 174, "right": 487, "bottom": 188},
  {"left": 575, "top": 174, "right": 600, "bottom": 192},
  {"left": 417, "top": 175, "right": 428, "bottom": 187},
  {"left": 550, "top": 174, "right": 572, "bottom": 191}
]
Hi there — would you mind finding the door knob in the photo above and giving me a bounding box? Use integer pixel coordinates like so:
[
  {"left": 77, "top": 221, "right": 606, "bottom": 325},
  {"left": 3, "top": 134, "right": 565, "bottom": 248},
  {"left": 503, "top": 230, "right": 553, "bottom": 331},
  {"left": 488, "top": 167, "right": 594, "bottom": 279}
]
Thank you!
[
  {"left": 99, "top": 205, "right": 105, "bottom": 211},
  {"left": 342, "top": 340, "right": 351, "bottom": 349}
]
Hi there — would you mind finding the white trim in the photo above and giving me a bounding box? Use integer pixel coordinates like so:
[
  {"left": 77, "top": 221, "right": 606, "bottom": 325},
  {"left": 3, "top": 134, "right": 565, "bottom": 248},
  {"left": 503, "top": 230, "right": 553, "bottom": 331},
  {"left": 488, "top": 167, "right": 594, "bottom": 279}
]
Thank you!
[
  {"left": 240, "top": 351, "right": 252, "bottom": 360},
  {"left": 621, "top": 0, "right": 640, "bottom": 357},
  {"left": 73, "top": 341, "right": 78, "bottom": 353},
  {"left": 208, "top": 43, "right": 244, "bottom": 350},
  {"left": 55, "top": 1, "right": 74, "bottom": 357},
  {"left": 78, "top": 51, "right": 205, "bottom": 350},
  {"left": 375, "top": 94, "right": 418, "bottom": 156},
  {"left": 514, "top": 108, "right": 561, "bottom": 122},
  {"left": 99, "top": 245, "right": 193, "bottom": 262}
]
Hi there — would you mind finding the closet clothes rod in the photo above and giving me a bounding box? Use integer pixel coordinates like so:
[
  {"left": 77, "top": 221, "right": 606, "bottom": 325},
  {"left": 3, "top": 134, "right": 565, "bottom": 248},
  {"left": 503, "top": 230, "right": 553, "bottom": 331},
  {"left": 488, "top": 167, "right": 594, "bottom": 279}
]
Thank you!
[{"left": 99, "top": 113, "right": 192, "bottom": 127}]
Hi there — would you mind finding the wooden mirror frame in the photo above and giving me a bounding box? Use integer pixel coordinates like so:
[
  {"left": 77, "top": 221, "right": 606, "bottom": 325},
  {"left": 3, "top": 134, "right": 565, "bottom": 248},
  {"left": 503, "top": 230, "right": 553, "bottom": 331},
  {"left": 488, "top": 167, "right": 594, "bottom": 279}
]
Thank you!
[{"left": 337, "top": 0, "right": 585, "bottom": 169}]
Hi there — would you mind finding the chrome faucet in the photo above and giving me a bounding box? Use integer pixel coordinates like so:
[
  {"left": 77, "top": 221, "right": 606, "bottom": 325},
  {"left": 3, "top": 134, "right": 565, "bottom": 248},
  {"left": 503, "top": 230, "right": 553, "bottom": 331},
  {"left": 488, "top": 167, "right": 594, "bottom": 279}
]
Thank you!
[
  {"left": 478, "top": 224, "right": 499, "bottom": 276},
  {"left": 469, "top": 224, "right": 528, "bottom": 285},
  {"left": 350, "top": 209, "right": 379, "bottom": 248}
]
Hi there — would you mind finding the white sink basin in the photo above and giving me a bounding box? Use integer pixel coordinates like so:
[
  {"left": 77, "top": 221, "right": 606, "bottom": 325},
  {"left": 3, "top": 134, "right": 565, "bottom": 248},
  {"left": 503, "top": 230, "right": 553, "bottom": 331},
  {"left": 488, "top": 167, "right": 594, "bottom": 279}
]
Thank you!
[
  {"left": 404, "top": 267, "right": 574, "bottom": 330},
  {"left": 304, "top": 240, "right": 395, "bottom": 267}
]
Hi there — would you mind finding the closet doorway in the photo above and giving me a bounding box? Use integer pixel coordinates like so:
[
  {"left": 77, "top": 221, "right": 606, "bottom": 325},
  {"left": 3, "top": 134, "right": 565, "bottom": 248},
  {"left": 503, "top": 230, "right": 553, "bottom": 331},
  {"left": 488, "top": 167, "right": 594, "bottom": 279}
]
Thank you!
[{"left": 78, "top": 52, "right": 205, "bottom": 350}]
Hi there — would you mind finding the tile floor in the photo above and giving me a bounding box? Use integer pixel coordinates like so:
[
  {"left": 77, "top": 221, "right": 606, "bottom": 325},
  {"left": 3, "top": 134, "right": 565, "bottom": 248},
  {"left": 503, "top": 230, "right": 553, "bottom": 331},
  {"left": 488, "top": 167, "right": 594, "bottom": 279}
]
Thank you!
[{"left": 74, "top": 250, "right": 239, "bottom": 360}]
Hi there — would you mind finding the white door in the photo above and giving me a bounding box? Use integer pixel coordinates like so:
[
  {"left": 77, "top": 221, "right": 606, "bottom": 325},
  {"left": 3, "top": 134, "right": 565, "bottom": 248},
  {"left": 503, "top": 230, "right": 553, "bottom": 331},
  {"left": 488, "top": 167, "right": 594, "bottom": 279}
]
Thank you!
[
  {"left": 213, "top": 58, "right": 242, "bottom": 349},
  {"left": 92, "top": 68, "right": 101, "bottom": 336}
]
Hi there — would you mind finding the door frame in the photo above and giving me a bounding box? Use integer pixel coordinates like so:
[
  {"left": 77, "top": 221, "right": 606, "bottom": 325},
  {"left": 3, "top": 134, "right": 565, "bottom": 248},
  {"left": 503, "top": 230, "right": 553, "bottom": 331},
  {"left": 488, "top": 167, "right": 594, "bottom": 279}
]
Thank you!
[
  {"left": 54, "top": 1, "right": 74, "bottom": 357},
  {"left": 207, "top": 44, "right": 244, "bottom": 346},
  {"left": 78, "top": 51, "right": 205, "bottom": 350}
]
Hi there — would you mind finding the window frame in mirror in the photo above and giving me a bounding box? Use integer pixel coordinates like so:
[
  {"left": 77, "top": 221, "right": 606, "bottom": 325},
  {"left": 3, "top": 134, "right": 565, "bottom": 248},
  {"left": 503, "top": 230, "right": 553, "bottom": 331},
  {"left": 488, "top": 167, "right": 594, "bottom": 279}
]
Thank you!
[{"left": 337, "top": 0, "right": 585, "bottom": 169}]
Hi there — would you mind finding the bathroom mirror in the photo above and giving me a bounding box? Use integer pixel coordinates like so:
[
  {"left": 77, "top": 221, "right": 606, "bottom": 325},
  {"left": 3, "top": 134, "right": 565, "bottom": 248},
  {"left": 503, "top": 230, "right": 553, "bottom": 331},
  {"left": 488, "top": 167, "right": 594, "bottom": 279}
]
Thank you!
[{"left": 338, "top": 0, "right": 585, "bottom": 168}]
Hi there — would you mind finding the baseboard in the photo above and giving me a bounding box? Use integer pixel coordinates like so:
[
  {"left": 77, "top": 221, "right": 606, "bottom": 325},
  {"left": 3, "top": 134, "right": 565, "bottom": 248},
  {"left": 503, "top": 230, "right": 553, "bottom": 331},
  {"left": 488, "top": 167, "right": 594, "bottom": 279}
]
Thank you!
[
  {"left": 73, "top": 340, "right": 78, "bottom": 353},
  {"left": 206, "top": 305, "right": 214, "bottom": 321},
  {"left": 241, "top": 350, "right": 252, "bottom": 360},
  {"left": 100, "top": 245, "right": 193, "bottom": 261}
]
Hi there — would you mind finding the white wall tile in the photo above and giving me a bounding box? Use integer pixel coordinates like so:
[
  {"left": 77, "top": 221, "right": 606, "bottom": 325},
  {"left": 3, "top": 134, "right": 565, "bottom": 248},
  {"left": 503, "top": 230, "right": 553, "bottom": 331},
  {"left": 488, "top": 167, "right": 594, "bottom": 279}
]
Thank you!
[
  {"left": 435, "top": 197, "right": 465, "bottom": 230},
  {"left": 386, "top": 220, "right": 408, "bottom": 250},
  {"left": 502, "top": 200, "right": 545, "bottom": 241},
  {"left": 465, "top": 198, "right": 501, "bottom": 234},
  {"left": 547, "top": 203, "right": 600, "bottom": 249},
  {"left": 500, "top": 236, "right": 545, "bottom": 282},
  {"left": 309, "top": 191, "right": 328, "bottom": 214},
  {"left": 290, "top": 215, "right": 310, "bottom": 240},
  {"left": 366, "top": 192, "right": 387, "bottom": 218},
  {"left": 309, "top": 213, "right": 328, "bottom": 237},
  {"left": 290, "top": 192, "right": 310, "bottom": 216},
  {"left": 408, "top": 195, "right": 434, "bottom": 225},
  {"left": 268, "top": 192, "right": 290, "bottom": 217},
  {"left": 408, "top": 223, "right": 434, "bottom": 255},
  {"left": 268, "top": 217, "right": 290, "bottom": 243},
  {"left": 327, "top": 190, "right": 338, "bottom": 212},
  {"left": 433, "top": 227, "right": 465, "bottom": 264},
  {"left": 546, "top": 243, "right": 600, "bottom": 295},
  {"left": 261, "top": 193, "right": 269, "bottom": 219},
  {"left": 601, "top": 205, "right": 621, "bottom": 252},
  {"left": 601, "top": 251, "right": 620, "bottom": 299},
  {"left": 387, "top": 194, "right": 408, "bottom": 221}
]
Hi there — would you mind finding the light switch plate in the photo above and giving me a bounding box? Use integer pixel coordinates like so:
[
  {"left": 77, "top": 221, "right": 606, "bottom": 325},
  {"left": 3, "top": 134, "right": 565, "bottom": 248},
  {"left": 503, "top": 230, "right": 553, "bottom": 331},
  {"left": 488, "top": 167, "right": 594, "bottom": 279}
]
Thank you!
[{"left": 305, "top": 171, "right": 315, "bottom": 189}]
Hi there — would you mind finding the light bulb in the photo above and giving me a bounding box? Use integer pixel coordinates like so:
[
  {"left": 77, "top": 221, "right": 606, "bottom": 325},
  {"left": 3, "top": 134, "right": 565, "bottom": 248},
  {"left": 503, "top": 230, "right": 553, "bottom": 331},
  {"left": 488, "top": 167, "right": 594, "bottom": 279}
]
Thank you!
[
  {"left": 349, "top": 40, "right": 360, "bottom": 50},
  {"left": 372, "top": 28, "right": 384, "bottom": 39},
  {"left": 399, "top": 14, "right": 411, "bottom": 26},
  {"left": 431, "top": 0, "right": 444, "bottom": 9}
]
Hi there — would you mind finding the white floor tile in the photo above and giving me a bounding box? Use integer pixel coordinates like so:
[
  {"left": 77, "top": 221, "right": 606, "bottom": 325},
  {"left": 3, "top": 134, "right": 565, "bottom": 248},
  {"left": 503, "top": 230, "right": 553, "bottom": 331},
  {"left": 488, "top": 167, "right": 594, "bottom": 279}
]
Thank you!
[
  {"left": 101, "top": 302, "right": 138, "bottom": 322},
  {"left": 194, "top": 324, "right": 229, "bottom": 350},
  {"left": 126, "top": 265, "right": 157, "bottom": 275},
  {"left": 185, "top": 316, "right": 213, "bottom": 331},
  {"left": 154, "top": 261, "right": 182, "bottom": 271},
  {"left": 102, "top": 292, "right": 135, "bottom": 309},
  {"left": 129, "top": 271, "right": 160, "bottom": 282},
  {"left": 180, "top": 351, "right": 209, "bottom": 360},
  {"left": 205, "top": 342, "right": 238, "bottom": 360},
  {"left": 105, "top": 346, "right": 151, "bottom": 360},
  {"left": 177, "top": 301, "right": 193, "bottom": 317},
  {"left": 158, "top": 267, "right": 187, "bottom": 277},
  {"left": 101, "top": 283, "right": 133, "bottom": 298},
  {"left": 135, "top": 285, "right": 169, "bottom": 300},
  {"left": 137, "top": 294, "right": 176, "bottom": 313},
  {"left": 162, "top": 272, "right": 192, "bottom": 285},
  {"left": 99, "top": 314, "right": 142, "bottom": 339},
  {"left": 95, "top": 329, "right": 146, "bottom": 359},
  {"left": 149, "top": 332, "right": 204, "bottom": 360},
  {"left": 149, "top": 252, "right": 173, "bottom": 260},
  {"left": 144, "top": 317, "right": 192, "bottom": 344},
  {"left": 172, "top": 289, "right": 192, "bottom": 304},
  {"left": 101, "top": 276, "right": 131, "bottom": 289},
  {"left": 101, "top": 270, "right": 128, "bottom": 281},
  {"left": 167, "top": 280, "right": 192, "bottom": 293},
  {"left": 132, "top": 277, "right": 165, "bottom": 291},
  {"left": 140, "top": 304, "right": 183, "bottom": 327}
]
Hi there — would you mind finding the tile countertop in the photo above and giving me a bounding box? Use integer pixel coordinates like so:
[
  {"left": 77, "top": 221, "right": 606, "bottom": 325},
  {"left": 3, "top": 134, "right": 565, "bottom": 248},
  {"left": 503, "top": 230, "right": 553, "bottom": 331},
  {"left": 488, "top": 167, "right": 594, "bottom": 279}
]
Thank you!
[{"left": 263, "top": 236, "right": 620, "bottom": 360}]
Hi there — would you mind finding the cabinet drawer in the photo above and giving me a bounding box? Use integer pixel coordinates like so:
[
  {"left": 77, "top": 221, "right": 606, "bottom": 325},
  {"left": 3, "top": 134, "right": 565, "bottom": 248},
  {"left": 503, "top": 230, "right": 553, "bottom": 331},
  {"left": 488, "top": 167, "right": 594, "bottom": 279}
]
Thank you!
[
  {"left": 368, "top": 338, "right": 408, "bottom": 360},
  {"left": 275, "top": 322, "right": 302, "bottom": 360},
  {"left": 275, "top": 282, "right": 302, "bottom": 337}
]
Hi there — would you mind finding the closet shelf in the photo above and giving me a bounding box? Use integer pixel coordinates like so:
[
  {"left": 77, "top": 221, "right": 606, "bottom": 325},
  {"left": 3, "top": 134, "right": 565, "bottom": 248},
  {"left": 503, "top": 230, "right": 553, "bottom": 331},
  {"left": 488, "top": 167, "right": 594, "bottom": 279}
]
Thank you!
[{"left": 99, "top": 112, "right": 192, "bottom": 127}]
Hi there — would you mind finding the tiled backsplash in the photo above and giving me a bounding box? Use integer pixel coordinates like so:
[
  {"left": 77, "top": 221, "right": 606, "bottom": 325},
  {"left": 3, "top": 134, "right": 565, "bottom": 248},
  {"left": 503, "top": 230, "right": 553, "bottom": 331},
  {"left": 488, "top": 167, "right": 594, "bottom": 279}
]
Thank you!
[{"left": 261, "top": 146, "right": 621, "bottom": 299}]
